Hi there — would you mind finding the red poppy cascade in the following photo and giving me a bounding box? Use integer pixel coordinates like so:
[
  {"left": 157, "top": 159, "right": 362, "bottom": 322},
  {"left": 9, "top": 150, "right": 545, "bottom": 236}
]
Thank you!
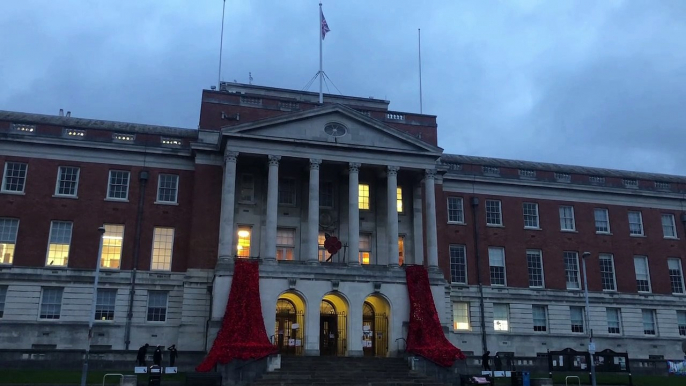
[{"left": 323, "top": 233, "right": 342, "bottom": 255}]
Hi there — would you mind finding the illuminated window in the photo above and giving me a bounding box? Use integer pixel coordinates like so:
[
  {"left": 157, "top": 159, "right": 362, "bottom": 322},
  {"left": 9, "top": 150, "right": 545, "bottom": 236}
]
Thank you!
[
  {"left": 398, "top": 236, "right": 405, "bottom": 266},
  {"left": 358, "top": 184, "right": 370, "bottom": 210},
  {"left": 0, "top": 218, "right": 19, "bottom": 265},
  {"left": 276, "top": 228, "right": 295, "bottom": 261},
  {"left": 237, "top": 227, "right": 251, "bottom": 258},
  {"left": 95, "top": 289, "right": 116, "bottom": 321},
  {"left": 40, "top": 287, "right": 63, "bottom": 320},
  {"left": 359, "top": 233, "right": 371, "bottom": 264},
  {"left": 151, "top": 227, "right": 174, "bottom": 271},
  {"left": 493, "top": 303, "right": 509, "bottom": 331},
  {"left": 46, "top": 221, "right": 72, "bottom": 267},
  {"left": 396, "top": 187, "right": 403, "bottom": 213},
  {"left": 453, "top": 302, "right": 470, "bottom": 330},
  {"left": 101, "top": 224, "right": 123, "bottom": 269},
  {"left": 318, "top": 232, "right": 332, "bottom": 262}
]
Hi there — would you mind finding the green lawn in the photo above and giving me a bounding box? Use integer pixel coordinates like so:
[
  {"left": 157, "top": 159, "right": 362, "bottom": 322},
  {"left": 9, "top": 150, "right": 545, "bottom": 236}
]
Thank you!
[
  {"left": 0, "top": 370, "right": 185, "bottom": 385},
  {"left": 488, "top": 372, "right": 683, "bottom": 386}
]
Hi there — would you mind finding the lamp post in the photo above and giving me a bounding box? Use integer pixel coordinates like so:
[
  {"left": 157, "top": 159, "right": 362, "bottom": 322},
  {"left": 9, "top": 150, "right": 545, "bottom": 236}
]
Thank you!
[
  {"left": 81, "top": 226, "right": 106, "bottom": 386},
  {"left": 582, "top": 251, "right": 597, "bottom": 386}
]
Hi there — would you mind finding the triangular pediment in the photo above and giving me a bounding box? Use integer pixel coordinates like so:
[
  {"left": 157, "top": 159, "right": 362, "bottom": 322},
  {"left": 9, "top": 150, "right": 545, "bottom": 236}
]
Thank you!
[{"left": 221, "top": 104, "right": 442, "bottom": 154}]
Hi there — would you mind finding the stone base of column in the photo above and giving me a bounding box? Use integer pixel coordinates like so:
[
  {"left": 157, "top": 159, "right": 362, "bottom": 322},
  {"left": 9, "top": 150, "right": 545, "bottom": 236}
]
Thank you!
[
  {"left": 263, "top": 258, "right": 277, "bottom": 265},
  {"left": 306, "top": 259, "right": 319, "bottom": 265},
  {"left": 388, "top": 264, "right": 400, "bottom": 269}
]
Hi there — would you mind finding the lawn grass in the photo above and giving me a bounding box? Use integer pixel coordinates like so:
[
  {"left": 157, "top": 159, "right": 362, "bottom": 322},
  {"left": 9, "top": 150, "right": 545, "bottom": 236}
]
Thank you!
[
  {"left": 488, "top": 372, "right": 684, "bottom": 386},
  {"left": 0, "top": 369, "right": 185, "bottom": 385}
]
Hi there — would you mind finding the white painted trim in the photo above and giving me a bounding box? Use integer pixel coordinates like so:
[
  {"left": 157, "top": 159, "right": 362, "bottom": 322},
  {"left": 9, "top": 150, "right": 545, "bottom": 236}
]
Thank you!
[
  {"left": 559, "top": 205, "right": 576, "bottom": 231},
  {"left": 150, "top": 227, "right": 175, "bottom": 271},
  {"left": 155, "top": 174, "right": 179, "bottom": 204},
  {"left": 106, "top": 170, "right": 131, "bottom": 201},
  {"left": 53, "top": 166, "right": 80, "bottom": 198},
  {"left": 448, "top": 244, "right": 468, "bottom": 285},
  {"left": 447, "top": 196, "right": 465, "bottom": 224},
  {"left": 1, "top": 161, "right": 28, "bottom": 194},
  {"left": 628, "top": 210, "right": 645, "bottom": 236},
  {"left": 45, "top": 221, "right": 73, "bottom": 268},
  {"left": 526, "top": 249, "right": 545, "bottom": 289},
  {"left": 485, "top": 199, "right": 503, "bottom": 226},
  {"left": 146, "top": 290, "right": 170, "bottom": 323}
]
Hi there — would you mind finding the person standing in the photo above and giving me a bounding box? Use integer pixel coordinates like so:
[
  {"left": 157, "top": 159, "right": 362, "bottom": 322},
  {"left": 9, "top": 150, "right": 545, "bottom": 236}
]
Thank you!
[
  {"left": 168, "top": 345, "right": 178, "bottom": 367},
  {"left": 136, "top": 344, "right": 149, "bottom": 366},
  {"left": 482, "top": 351, "right": 491, "bottom": 371},
  {"left": 153, "top": 345, "right": 162, "bottom": 366}
]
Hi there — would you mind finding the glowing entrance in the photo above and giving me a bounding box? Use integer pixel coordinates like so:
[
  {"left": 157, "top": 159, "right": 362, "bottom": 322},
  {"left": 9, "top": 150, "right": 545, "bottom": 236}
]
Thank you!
[
  {"left": 362, "top": 295, "right": 390, "bottom": 357},
  {"left": 275, "top": 292, "right": 305, "bottom": 356},
  {"left": 320, "top": 293, "right": 348, "bottom": 356}
]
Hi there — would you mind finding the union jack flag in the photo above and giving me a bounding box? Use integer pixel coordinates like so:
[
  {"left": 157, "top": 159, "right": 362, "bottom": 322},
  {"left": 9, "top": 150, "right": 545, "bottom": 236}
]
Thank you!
[{"left": 321, "top": 9, "right": 330, "bottom": 39}]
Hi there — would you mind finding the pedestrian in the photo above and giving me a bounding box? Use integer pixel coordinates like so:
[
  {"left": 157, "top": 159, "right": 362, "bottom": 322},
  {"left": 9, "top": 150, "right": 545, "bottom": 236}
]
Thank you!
[
  {"left": 153, "top": 345, "right": 162, "bottom": 366},
  {"left": 482, "top": 351, "right": 491, "bottom": 371},
  {"left": 168, "top": 344, "right": 178, "bottom": 367},
  {"left": 136, "top": 344, "right": 149, "bottom": 366}
]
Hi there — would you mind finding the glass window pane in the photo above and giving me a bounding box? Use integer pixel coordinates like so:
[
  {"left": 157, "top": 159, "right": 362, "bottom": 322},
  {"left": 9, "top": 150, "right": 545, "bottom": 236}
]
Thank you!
[
  {"left": 101, "top": 224, "right": 124, "bottom": 269},
  {"left": 47, "top": 221, "right": 73, "bottom": 267},
  {"left": 237, "top": 227, "right": 251, "bottom": 258},
  {"left": 108, "top": 171, "right": 130, "bottom": 199},
  {"left": 450, "top": 245, "right": 467, "bottom": 284},
  {"left": 151, "top": 227, "right": 174, "bottom": 270},
  {"left": 453, "top": 302, "right": 470, "bottom": 330},
  {"left": 0, "top": 218, "right": 19, "bottom": 265},
  {"left": 359, "top": 184, "right": 370, "bottom": 210}
]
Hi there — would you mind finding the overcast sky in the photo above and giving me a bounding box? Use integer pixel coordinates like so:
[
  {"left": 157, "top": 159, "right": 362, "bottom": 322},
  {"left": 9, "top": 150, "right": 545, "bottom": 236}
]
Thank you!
[{"left": 2, "top": 0, "right": 685, "bottom": 175}]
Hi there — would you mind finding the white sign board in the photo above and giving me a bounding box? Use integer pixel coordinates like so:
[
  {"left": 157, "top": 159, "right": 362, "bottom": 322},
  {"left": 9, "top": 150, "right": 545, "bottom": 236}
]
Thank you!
[
  {"left": 165, "top": 367, "right": 178, "bottom": 374},
  {"left": 134, "top": 367, "right": 148, "bottom": 374},
  {"left": 588, "top": 342, "right": 596, "bottom": 354}
]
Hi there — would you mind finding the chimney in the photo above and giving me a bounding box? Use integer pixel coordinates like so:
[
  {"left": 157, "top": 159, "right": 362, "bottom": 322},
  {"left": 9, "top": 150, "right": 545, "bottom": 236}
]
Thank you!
[
  {"left": 66, "top": 111, "right": 71, "bottom": 117},
  {"left": 59, "top": 109, "right": 64, "bottom": 116}
]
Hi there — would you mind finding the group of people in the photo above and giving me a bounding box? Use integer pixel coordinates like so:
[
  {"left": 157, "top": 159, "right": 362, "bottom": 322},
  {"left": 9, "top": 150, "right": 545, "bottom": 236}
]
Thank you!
[{"left": 136, "top": 344, "right": 178, "bottom": 367}]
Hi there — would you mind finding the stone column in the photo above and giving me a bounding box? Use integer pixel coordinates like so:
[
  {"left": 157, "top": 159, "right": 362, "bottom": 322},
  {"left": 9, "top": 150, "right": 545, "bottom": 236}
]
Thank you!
[
  {"left": 348, "top": 163, "right": 361, "bottom": 265},
  {"left": 307, "top": 159, "right": 321, "bottom": 263},
  {"left": 265, "top": 155, "right": 280, "bottom": 261},
  {"left": 218, "top": 151, "right": 239, "bottom": 260},
  {"left": 425, "top": 169, "right": 439, "bottom": 268},
  {"left": 412, "top": 182, "right": 424, "bottom": 265},
  {"left": 387, "top": 166, "right": 400, "bottom": 267}
]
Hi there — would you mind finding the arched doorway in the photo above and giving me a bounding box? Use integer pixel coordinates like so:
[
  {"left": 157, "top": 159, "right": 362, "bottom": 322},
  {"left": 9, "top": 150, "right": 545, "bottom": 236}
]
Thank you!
[
  {"left": 275, "top": 293, "right": 305, "bottom": 356},
  {"left": 320, "top": 293, "right": 348, "bottom": 356},
  {"left": 363, "top": 295, "right": 390, "bottom": 357}
]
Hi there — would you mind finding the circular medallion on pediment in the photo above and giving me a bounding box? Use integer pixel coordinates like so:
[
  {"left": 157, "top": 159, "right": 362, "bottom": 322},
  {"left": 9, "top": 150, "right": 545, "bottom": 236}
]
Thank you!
[{"left": 324, "top": 122, "right": 347, "bottom": 137}]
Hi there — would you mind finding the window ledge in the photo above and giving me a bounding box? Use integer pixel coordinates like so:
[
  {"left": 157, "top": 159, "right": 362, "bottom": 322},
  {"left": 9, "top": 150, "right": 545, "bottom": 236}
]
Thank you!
[
  {"left": 52, "top": 194, "right": 78, "bottom": 200},
  {"left": 154, "top": 201, "right": 179, "bottom": 206},
  {"left": 447, "top": 221, "right": 466, "bottom": 226},
  {"left": 524, "top": 227, "right": 542, "bottom": 231},
  {"left": 486, "top": 224, "right": 504, "bottom": 228},
  {"left": 94, "top": 320, "right": 115, "bottom": 324},
  {"left": 630, "top": 234, "right": 647, "bottom": 238},
  {"left": 596, "top": 232, "right": 613, "bottom": 235},
  {"left": 104, "top": 198, "right": 129, "bottom": 203},
  {"left": 528, "top": 286, "right": 546, "bottom": 290},
  {"left": 664, "top": 236, "right": 680, "bottom": 240},
  {"left": 0, "top": 190, "right": 25, "bottom": 196},
  {"left": 602, "top": 289, "right": 618, "bottom": 293},
  {"left": 671, "top": 293, "right": 686, "bottom": 296},
  {"left": 561, "top": 229, "right": 578, "bottom": 233}
]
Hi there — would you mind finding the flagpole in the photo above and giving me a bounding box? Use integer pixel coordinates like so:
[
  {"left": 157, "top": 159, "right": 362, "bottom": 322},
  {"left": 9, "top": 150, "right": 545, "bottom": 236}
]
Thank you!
[
  {"left": 218, "top": 0, "right": 226, "bottom": 88},
  {"left": 418, "top": 28, "right": 423, "bottom": 114},
  {"left": 319, "top": 2, "right": 324, "bottom": 104}
]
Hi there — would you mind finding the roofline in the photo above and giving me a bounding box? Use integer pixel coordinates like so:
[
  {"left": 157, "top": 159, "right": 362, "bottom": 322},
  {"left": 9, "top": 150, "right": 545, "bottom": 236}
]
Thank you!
[{"left": 215, "top": 82, "right": 391, "bottom": 106}]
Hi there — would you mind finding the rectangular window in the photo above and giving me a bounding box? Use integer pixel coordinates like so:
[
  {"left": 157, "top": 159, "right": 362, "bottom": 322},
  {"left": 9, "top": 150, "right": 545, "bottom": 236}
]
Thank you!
[
  {"left": 642, "top": 309, "right": 657, "bottom": 335},
  {"left": 564, "top": 251, "right": 580, "bottom": 290},
  {"left": 359, "top": 233, "right": 371, "bottom": 264},
  {"left": 662, "top": 214, "right": 677, "bottom": 238},
  {"left": 559, "top": 206, "right": 576, "bottom": 231},
  {"left": 276, "top": 228, "right": 295, "bottom": 261},
  {"left": 570, "top": 306, "right": 585, "bottom": 333},
  {"left": 668, "top": 258, "right": 685, "bottom": 294},
  {"left": 239, "top": 174, "right": 255, "bottom": 203},
  {"left": 359, "top": 184, "right": 370, "bottom": 210},
  {"left": 532, "top": 305, "right": 548, "bottom": 332},
  {"left": 633, "top": 256, "right": 651, "bottom": 293},
  {"left": 606, "top": 308, "right": 622, "bottom": 335},
  {"left": 0, "top": 286, "right": 6, "bottom": 318},
  {"left": 320, "top": 181, "right": 334, "bottom": 208},
  {"left": 493, "top": 304, "right": 509, "bottom": 331},
  {"left": 453, "top": 302, "right": 470, "bottom": 330},
  {"left": 594, "top": 208, "right": 610, "bottom": 233},
  {"left": 489, "top": 247, "right": 506, "bottom": 286},
  {"left": 39, "top": 287, "right": 63, "bottom": 320},
  {"left": 396, "top": 187, "right": 403, "bottom": 213},
  {"left": 237, "top": 227, "right": 251, "bottom": 258},
  {"left": 523, "top": 203, "right": 540, "bottom": 228},
  {"left": 54, "top": 166, "right": 80, "bottom": 197},
  {"left": 2, "top": 162, "right": 28, "bottom": 193},
  {"left": 101, "top": 224, "right": 123, "bottom": 269},
  {"left": 486, "top": 200, "right": 502, "bottom": 226},
  {"left": 449, "top": 245, "right": 467, "bottom": 284},
  {"left": 599, "top": 254, "right": 616, "bottom": 291},
  {"left": 398, "top": 236, "right": 405, "bottom": 266},
  {"left": 677, "top": 311, "right": 686, "bottom": 336},
  {"left": 46, "top": 221, "right": 72, "bottom": 267},
  {"left": 628, "top": 211, "right": 644, "bottom": 236},
  {"left": 147, "top": 291, "right": 168, "bottom": 322},
  {"left": 107, "top": 170, "right": 130, "bottom": 200},
  {"left": 0, "top": 218, "right": 19, "bottom": 265},
  {"left": 527, "top": 250, "right": 544, "bottom": 288},
  {"left": 156, "top": 174, "right": 179, "bottom": 203},
  {"left": 318, "top": 232, "right": 331, "bottom": 262},
  {"left": 95, "top": 289, "right": 116, "bottom": 321},
  {"left": 151, "top": 227, "right": 174, "bottom": 271},
  {"left": 278, "top": 177, "right": 296, "bottom": 205},
  {"left": 447, "top": 197, "right": 464, "bottom": 223}
]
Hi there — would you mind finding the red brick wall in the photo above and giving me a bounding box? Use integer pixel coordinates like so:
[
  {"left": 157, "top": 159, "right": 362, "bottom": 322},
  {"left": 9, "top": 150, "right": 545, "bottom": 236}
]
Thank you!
[{"left": 188, "top": 164, "right": 223, "bottom": 269}]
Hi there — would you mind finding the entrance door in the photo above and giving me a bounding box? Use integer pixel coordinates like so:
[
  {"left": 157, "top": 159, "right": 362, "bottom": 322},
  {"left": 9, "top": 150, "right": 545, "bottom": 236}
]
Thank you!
[
  {"left": 362, "top": 302, "right": 375, "bottom": 357},
  {"left": 275, "top": 299, "right": 298, "bottom": 355},
  {"left": 320, "top": 300, "right": 338, "bottom": 356}
]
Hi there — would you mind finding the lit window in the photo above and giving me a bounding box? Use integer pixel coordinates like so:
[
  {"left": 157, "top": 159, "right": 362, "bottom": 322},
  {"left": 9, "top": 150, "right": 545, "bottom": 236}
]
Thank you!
[
  {"left": 488, "top": 247, "right": 506, "bottom": 286},
  {"left": 237, "top": 227, "right": 251, "bottom": 258},
  {"left": 12, "top": 123, "right": 35, "bottom": 133},
  {"left": 628, "top": 211, "right": 644, "bottom": 236},
  {"left": 485, "top": 200, "right": 502, "bottom": 226},
  {"left": 599, "top": 254, "right": 616, "bottom": 291},
  {"left": 642, "top": 309, "right": 657, "bottom": 335},
  {"left": 359, "top": 184, "right": 370, "bottom": 210},
  {"left": 318, "top": 232, "right": 332, "bottom": 262},
  {"left": 607, "top": 308, "right": 622, "bottom": 335},
  {"left": 668, "top": 258, "right": 684, "bottom": 294},
  {"left": 359, "top": 233, "right": 371, "bottom": 264},
  {"left": 156, "top": 174, "right": 179, "bottom": 204},
  {"left": 320, "top": 181, "right": 334, "bottom": 208},
  {"left": 398, "top": 236, "right": 404, "bottom": 266},
  {"left": 448, "top": 197, "right": 464, "bottom": 223},
  {"left": 677, "top": 311, "right": 686, "bottom": 336},
  {"left": 570, "top": 306, "right": 585, "bottom": 333},
  {"left": 532, "top": 305, "right": 548, "bottom": 332},
  {"left": 523, "top": 203, "right": 539, "bottom": 228},
  {"left": 239, "top": 174, "right": 254, "bottom": 203},
  {"left": 278, "top": 178, "right": 296, "bottom": 206},
  {"left": 450, "top": 245, "right": 467, "bottom": 284},
  {"left": 0, "top": 286, "right": 6, "bottom": 318},
  {"left": 101, "top": 224, "right": 124, "bottom": 269},
  {"left": 276, "top": 229, "right": 295, "bottom": 261},
  {"left": 151, "top": 227, "right": 174, "bottom": 271},
  {"left": 95, "top": 289, "right": 116, "bottom": 321},
  {"left": 526, "top": 250, "right": 544, "bottom": 288},
  {"left": 2, "top": 162, "right": 28, "bottom": 193},
  {"left": 559, "top": 206, "right": 575, "bottom": 231},
  {"left": 147, "top": 291, "right": 168, "bottom": 322},
  {"left": 0, "top": 218, "right": 19, "bottom": 265},
  {"left": 564, "top": 251, "right": 580, "bottom": 290},
  {"left": 46, "top": 221, "right": 72, "bottom": 267},
  {"left": 453, "top": 302, "right": 470, "bottom": 330},
  {"left": 493, "top": 304, "right": 509, "bottom": 331},
  {"left": 40, "top": 287, "right": 63, "bottom": 320},
  {"left": 633, "top": 256, "right": 651, "bottom": 293},
  {"left": 396, "top": 187, "right": 403, "bottom": 213},
  {"left": 54, "top": 166, "right": 80, "bottom": 197},
  {"left": 594, "top": 208, "right": 610, "bottom": 233},
  {"left": 107, "top": 171, "right": 130, "bottom": 200},
  {"left": 662, "top": 214, "right": 677, "bottom": 238}
]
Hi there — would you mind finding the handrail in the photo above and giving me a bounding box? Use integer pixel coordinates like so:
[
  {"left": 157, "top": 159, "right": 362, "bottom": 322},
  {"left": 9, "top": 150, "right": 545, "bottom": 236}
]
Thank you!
[
  {"left": 565, "top": 375, "right": 581, "bottom": 386},
  {"left": 102, "top": 373, "right": 123, "bottom": 386}
]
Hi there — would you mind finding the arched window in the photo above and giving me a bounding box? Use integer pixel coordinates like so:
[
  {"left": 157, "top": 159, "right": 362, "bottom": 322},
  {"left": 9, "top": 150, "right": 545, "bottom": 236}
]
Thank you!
[
  {"left": 363, "top": 302, "right": 375, "bottom": 317},
  {"left": 276, "top": 299, "right": 296, "bottom": 315},
  {"left": 320, "top": 300, "right": 336, "bottom": 315}
]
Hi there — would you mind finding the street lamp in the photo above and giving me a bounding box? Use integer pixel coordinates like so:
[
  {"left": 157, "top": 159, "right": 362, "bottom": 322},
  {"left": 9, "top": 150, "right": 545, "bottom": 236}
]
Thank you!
[
  {"left": 80, "top": 226, "right": 106, "bottom": 386},
  {"left": 581, "top": 251, "right": 597, "bottom": 386}
]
